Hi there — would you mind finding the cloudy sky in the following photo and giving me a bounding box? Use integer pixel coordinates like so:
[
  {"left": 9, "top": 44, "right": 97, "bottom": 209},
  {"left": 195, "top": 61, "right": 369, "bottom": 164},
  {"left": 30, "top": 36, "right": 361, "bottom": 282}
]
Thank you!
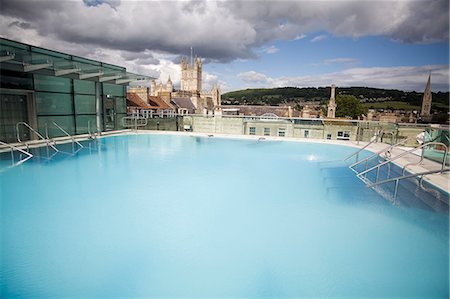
[{"left": 1, "top": 0, "right": 449, "bottom": 92}]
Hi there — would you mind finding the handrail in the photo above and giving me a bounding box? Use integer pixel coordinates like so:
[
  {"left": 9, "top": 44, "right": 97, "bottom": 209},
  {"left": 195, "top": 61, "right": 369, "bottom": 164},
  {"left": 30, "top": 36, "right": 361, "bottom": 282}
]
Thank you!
[
  {"left": 0, "top": 139, "right": 33, "bottom": 167},
  {"left": 366, "top": 168, "right": 449, "bottom": 202},
  {"left": 343, "top": 130, "right": 382, "bottom": 162},
  {"left": 358, "top": 142, "right": 449, "bottom": 179},
  {"left": 87, "top": 120, "right": 98, "bottom": 139},
  {"left": 367, "top": 168, "right": 450, "bottom": 188},
  {"left": 16, "top": 121, "right": 59, "bottom": 153},
  {"left": 349, "top": 137, "right": 413, "bottom": 169},
  {"left": 46, "top": 121, "right": 84, "bottom": 151},
  {"left": 122, "top": 116, "right": 148, "bottom": 131}
]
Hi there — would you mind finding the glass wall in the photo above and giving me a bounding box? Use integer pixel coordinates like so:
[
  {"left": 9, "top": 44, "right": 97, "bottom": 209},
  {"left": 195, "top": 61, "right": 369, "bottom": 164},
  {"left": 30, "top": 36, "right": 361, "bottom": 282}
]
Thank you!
[
  {"left": 34, "top": 74, "right": 75, "bottom": 137},
  {"left": 424, "top": 127, "right": 450, "bottom": 166},
  {"left": 74, "top": 79, "right": 97, "bottom": 134},
  {"left": 0, "top": 94, "right": 29, "bottom": 142},
  {"left": 0, "top": 37, "right": 132, "bottom": 141}
]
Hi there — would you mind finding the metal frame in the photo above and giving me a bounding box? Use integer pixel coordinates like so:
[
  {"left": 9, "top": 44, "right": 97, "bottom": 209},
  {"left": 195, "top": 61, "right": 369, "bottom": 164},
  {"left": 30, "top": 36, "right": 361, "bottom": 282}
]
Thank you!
[
  {"left": 45, "top": 121, "right": 84, "bottom": 153},
  {"left": 0, "top": 139, "right": 33, "bottom": 168},
  {"left": 349, "top": 137, "right": 413, "bottom": 172},
  {"left": 367, "top": 168, "right": 450, "bottom": 202},
  {"left": 16, "top": 121, "right": 59, "bottom": 153},
  {"left": 343, "top": 130, "right": 383, "bottom": 162},
  {"left": 357, "top": 142, "right": 449, "bottom": 183}
]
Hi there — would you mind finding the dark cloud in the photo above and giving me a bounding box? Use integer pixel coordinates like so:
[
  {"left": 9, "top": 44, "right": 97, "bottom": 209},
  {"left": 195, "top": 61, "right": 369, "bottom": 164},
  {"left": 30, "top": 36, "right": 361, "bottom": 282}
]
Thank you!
[
  {"left": 8, "top": 20, "right": 32, "bottom": 30},
  {"left": 0, "top": 0, "right": 448, "bottom": 63}
]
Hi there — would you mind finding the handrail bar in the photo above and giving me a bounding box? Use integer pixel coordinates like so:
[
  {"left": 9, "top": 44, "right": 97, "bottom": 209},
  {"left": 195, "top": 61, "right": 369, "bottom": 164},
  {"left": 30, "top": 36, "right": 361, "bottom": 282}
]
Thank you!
[
  {"left": 349, "top": 137, "right": 413, "bottom": 168},
  {"left": 358, "top": 141, "right": 448, "bottom": 177},
  {"left": 0, "top": 140, "right": 33, "bottom": 166},
  {"left": 0, "top": 140, "right": 33, "bottom": 158},
  {"left": 87, "top": 120, "right": 97, "bottom": 139},
  {"left": 16, "top": 121, "right": 59, "bottom": 152},
  {"left": 49, "top": 121, "right": 84, "bottom": 149},
  {"left": 122, "top": 116, "right": 148, "bottom": 131},
  {"left": 343, "top": 131, "right": 382, "bottom": 162},
  {"left": 367, "top": 168, "right": 449, "bottom": 188}
]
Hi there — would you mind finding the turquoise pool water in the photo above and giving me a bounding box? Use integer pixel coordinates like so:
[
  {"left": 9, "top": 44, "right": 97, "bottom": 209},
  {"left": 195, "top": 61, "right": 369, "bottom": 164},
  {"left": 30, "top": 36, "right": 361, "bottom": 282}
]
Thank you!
[{"left": 1, "top": 134, "right": 448, "bottom": 298}]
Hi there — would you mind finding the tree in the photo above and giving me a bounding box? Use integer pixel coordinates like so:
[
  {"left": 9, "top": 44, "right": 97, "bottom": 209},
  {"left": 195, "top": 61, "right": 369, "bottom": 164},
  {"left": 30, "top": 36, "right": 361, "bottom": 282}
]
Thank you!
[{"left": 335, "top": 95, "right": 368, "bottom": 119}]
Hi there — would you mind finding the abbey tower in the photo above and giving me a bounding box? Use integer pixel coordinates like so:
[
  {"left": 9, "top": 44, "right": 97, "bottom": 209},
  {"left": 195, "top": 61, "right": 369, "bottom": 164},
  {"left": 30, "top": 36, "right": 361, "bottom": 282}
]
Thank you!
[{"left": 181, "top": 57, "right": 202, "bottom": 94}]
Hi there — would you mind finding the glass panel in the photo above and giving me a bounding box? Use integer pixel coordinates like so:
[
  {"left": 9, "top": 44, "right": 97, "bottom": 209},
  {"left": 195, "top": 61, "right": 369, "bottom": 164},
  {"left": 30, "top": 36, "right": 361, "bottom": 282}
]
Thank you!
[
  {"left": 0, "top": 69, "right": 33, "bottom": 90},
  {"left": 116, "top": 113, "right": 127, "bottom": 129},
  {"left": 103, "top": 97, "right": 116, "bottom": 131},
  {"left": 75, "top": 115, "right": 98, "bottom": 134},
  {"left": 102, "top": 63, "right": 125, "bottom": 72},
  {"left": 103, "top": 83, "right": 124, "bottom": 97},
  {"left": 36, "top": 92, "right": 73, "bottom": 115},
  {"left": 72, "top": 56, "right": 101, "bottom": 66},
  {"left": 75, "top": 95, "right": 96, "bottom": 114},
  {"left": 34, "top": 75, "right": 71, "bottom": 93},
  {"left": 37, "top": 115, "right": 75, "bottom": 138},
  {"left": 423, "top": 128, "right": 450, "bottom": 165},
  {"left": 74, "top": 79, "right": 95, "bottom": 95},
  {"left": 115, "top": 97, "right": 126, "bottom": 114},
  {"left": 31, "top": 47, "right": 70, "bottom": 59},
  {"left": 0, "top": 38, "right": 29, "bottom": 50},
  {"left": 0, "top": 93, "right": 29, "bottom": 142}
]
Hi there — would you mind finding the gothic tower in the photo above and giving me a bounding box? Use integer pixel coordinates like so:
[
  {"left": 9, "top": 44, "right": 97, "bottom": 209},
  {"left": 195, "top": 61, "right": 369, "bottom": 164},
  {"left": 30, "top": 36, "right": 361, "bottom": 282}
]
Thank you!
[
  {"left": 211, "top": 85, "right": 221, "bottom": 107},
  {"left": 327, "top": 84, "right": 337, "bottom": 118},
  {"left": 420, "top": 74, "right": 432, "bottom": 118},
  {"left": 181, "top": 56, "right": 202, "bottom": 94}
]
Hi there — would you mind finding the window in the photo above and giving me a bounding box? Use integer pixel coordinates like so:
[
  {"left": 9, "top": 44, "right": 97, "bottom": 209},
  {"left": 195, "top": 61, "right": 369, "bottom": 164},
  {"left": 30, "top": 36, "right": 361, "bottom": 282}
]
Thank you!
[
  {"left": 264, "top": 128, "right": 270, "bottom": 136},
  {"left": 304, "top": 130, "right": 309, "bottom": 138},
  {"left": 326, "top": 133, "right": 332, "bottom": 140},
  {"left": 337, "top": 131, "right": 350, "bottom": 140},
  {"left": 278, "top": 128, "right": 286, "bottom": 137},
  {"left": 249, "top": 127, "right": 256, "bottom": 135}
]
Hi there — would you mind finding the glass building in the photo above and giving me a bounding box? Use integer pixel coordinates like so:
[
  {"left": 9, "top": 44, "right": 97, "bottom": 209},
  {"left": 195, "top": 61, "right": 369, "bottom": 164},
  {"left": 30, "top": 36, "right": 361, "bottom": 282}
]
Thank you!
[{"left": 0, "top": 37, "right": 152, "bottom": 142}]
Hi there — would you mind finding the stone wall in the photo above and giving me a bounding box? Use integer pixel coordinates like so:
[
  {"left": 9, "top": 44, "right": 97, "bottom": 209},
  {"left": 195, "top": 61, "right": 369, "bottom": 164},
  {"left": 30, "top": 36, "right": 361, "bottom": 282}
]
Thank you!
[
  {"left": 134, "top": 115, "right": 436, "bottom": 147},
  {"left": 141, "top": 117, "right": 179, "bottom": 131}
]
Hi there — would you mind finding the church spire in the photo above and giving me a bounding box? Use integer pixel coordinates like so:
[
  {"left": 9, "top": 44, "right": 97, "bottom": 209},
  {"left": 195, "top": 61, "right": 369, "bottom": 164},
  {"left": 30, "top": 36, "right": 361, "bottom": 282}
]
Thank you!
[{"left": 420, "top": 74, "right": 432, "bottom": 118}]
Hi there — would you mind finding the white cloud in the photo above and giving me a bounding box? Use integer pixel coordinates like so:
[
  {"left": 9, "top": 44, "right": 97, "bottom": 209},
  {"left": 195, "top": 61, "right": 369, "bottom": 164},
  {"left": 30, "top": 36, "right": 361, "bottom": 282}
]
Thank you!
[
  {"left": 236, "top": 65, "right": 449, "bottom": 92},
  {"left": 323, "top": 58, "right": 359, "bottom": 65},
  {"left": 238, "top": 71, "right": 273, "bottom": 84},
  {"left": 310, "top": 35, "right": 327, "bottom": 43},
  {"left": 293, "top": 34, "right": 307, "bottom": 41},
  {"left": 262, "top": 45, "right": 279, "bottom": 54}
]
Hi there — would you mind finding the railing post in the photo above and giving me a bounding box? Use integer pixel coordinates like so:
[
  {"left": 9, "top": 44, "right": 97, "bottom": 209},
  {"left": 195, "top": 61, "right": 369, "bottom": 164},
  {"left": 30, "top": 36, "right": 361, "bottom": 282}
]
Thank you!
[
  {"left": 376, "top": 166, "right": 380, "bottom": 182},
  {"left": 393, "top": 179, "right": 400, "bottom": 203},
  {"left": 10, "top": 148, "right": 14, "bottom": 166}
]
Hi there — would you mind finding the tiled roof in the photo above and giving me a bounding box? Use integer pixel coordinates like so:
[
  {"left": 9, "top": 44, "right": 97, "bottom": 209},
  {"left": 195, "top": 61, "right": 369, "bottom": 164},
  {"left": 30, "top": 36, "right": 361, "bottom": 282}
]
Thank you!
[
  {"left": 127, "top": 92, "right": 154, "bottom": 108},
  {"left": 127, "top": 93, "right": 174, "bottom": 110},
  {"left": 171, "top": 97, "right": 196, "bottom": 113},
  {"left": 148, "top": 96, "right": 173, "bottom": 109}
]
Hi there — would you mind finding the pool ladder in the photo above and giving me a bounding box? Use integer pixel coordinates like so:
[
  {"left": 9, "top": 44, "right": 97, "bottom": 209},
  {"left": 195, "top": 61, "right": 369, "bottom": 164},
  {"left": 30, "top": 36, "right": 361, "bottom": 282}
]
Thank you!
[
  {"left": 0, "top": 139, "right": 34, "bottom": 170},
  {"left": 349, "top": 139, "right": 449, "bottom": 206}
]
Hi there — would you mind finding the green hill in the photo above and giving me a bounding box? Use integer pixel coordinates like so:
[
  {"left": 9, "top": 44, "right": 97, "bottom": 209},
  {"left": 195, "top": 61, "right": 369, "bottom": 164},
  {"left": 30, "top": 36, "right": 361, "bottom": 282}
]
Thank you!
[{"left": 222, "top": 87, "right": 449, "bottom": 112}]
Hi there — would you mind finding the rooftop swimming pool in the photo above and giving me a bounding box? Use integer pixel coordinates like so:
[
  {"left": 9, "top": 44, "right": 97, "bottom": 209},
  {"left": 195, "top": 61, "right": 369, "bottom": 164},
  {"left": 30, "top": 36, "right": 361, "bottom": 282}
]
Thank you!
[{"left": 1, "top": 134, "right": 448, "bottom": 298}]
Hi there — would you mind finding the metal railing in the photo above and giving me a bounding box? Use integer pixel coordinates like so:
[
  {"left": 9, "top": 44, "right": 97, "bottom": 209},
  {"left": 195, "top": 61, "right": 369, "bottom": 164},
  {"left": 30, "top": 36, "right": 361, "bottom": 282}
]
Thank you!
[
  {"left": 87, "top": 120, "right": 98, "bottom": 139},
  {"left": 0, "top": 139, "right": 33, "bottom": 168},
  {"left": 45, "top": 121, "right": 84, "bottom": 153},
  {"left": 366, "top": 168, "right": 450, "bottom": 202},
  {"left": 343, "top": 130, "right": 383, "bottom": 162},
  {"left": 16, "top": 121, "right": 59, "bottom": 153},
  {"left": 349, "top": 137, "right": 413, "bottom": 172},
  {"left": 122, "top": 116, "right": 148, "bottom": 131},
  {"left": 358, "top": 142, "right": 449, "bottom": 183}
]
